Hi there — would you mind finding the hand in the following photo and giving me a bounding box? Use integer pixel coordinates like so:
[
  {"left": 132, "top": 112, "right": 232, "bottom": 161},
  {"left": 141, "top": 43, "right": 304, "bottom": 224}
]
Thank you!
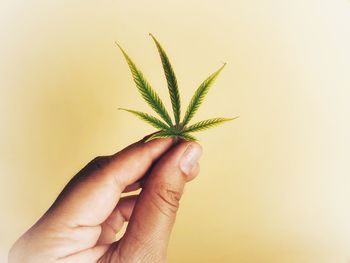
[{"left": 9, "top": 136, "right": 202, "bottom": 263}]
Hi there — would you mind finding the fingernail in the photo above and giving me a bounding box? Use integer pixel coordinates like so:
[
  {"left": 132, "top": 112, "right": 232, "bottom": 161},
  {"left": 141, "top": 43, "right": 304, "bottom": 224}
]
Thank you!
[{"left": 180, "top": 143, "right": 202, "bottom": 175}]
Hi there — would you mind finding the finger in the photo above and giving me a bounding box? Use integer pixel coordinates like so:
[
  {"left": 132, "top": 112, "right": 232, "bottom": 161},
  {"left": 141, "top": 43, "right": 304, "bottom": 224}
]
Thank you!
[
  {"left": 98, "top": 195, "right": 138, "bottom": 245},
  {"left": 188, "top": 162, "right": 200, "bottom": 180},
  {"left": 61, "top": 244, "right": 110, "bottom": 263},
  {"left": 116, "top": 141, "right": 202, "bottom": 262},
  {"left": 47, "top": 136, "right": 174, "bottom": 228},
  {"left": 122, "top": 163, "right": 155, "bottom": 193},
  {"left": 123, "top": 181, "right": 142, "bottom": 193}
]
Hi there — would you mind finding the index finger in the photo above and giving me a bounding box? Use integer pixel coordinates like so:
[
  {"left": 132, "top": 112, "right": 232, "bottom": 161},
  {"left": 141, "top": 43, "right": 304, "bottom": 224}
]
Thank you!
[{"left": 47, "top": 136, "right": 174, "bottom": 227}]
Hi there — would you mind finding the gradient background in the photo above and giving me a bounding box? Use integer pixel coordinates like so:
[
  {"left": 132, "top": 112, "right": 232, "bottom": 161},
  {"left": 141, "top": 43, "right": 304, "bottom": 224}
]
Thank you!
[{"left": 1, "top": 0, "right": 350, "bottom": 262}]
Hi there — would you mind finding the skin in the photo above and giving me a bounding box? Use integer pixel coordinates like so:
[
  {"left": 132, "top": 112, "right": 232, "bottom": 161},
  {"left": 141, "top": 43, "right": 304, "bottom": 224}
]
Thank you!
[{"left": 8, "top": 135, "right": 202, "bottom": 263}]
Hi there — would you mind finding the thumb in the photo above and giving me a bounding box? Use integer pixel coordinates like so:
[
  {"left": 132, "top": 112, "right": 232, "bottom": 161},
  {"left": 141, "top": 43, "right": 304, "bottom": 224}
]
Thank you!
[{"left": 115, "top": 141, "right": 202, "bottom": 262}]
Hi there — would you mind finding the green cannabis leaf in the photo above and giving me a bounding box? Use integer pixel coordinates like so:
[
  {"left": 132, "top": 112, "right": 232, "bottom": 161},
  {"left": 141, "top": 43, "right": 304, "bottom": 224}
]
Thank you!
[{"left": 117, "top": 34, "right": 238, "bottom": 142}]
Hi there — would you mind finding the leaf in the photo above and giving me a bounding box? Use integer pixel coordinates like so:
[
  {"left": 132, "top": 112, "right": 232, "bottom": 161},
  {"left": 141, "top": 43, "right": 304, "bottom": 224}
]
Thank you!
[
  {"left": 184, "top": 117, "right": 238, "bottom": 133},
  {"left": 117, "top": 36, "right": 237, "bottom": 143},
  {"left": 182, "top": 63, "right": 226, "bottom": 126},
  {"left": 145, "top": 130, "right": 198, "bottom": 143},
  {"left": 149, "top": 33, "right": 181, "bottom": 127},
  {"left": 116, "top": 43, "right": 173, "bottom": 127},
  {"left": 145, "top": 130, "right": 176, "bottom": 142},
  {"left": 119, "top": 108, "right": 170, "bottom": 130},
  {"left": 177, "top": 133, "right": 198, "bottom": 142}
]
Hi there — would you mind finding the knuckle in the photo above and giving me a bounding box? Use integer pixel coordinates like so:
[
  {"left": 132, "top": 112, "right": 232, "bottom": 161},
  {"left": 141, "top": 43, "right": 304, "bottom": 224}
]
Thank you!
[
  {"left": 88, "top": 155, "right": 112, "bottom": 172},
  {"left": 152, "top": 183, "right": 183, "bottom": 216}
]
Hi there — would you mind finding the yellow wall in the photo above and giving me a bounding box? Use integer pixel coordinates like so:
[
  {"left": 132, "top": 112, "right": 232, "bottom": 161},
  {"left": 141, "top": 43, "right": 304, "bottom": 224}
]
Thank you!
[{"left": 1, "top": 0, "right": 350, "bottom": 262}]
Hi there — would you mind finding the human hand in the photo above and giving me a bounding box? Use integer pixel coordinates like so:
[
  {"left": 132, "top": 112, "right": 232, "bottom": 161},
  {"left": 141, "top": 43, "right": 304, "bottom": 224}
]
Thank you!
[{"left": 9, "top": 136, "right": 202, "bottom": 263}]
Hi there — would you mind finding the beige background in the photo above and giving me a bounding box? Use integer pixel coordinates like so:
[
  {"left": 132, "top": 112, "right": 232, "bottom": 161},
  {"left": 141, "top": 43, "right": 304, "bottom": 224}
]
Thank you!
[{"left": 1, "top": 0, "right": 350, "bottom": 262}]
